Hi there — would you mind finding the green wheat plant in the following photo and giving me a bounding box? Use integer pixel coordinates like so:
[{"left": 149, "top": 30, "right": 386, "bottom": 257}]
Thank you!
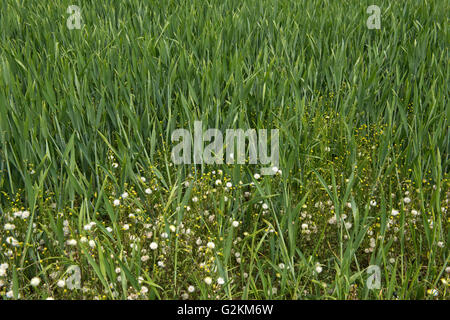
[{"left": 0, "top": 0, "right": 448, "bottom": 300}]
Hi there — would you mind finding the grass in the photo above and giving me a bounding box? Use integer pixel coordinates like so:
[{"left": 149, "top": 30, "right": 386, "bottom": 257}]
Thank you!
[{"left": 0, "top": 0, "right": 448, "bottom": 300}]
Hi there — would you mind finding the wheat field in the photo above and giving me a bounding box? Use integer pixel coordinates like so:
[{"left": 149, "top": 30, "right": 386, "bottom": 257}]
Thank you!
[{"left": 0, "top": 0, "right": 448, "bottom": 300}]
